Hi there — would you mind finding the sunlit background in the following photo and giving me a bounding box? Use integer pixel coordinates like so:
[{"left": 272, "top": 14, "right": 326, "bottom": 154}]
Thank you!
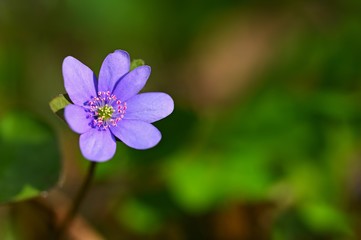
[{"left": 1, "top": 0, "right": 361, "bottom": 239}]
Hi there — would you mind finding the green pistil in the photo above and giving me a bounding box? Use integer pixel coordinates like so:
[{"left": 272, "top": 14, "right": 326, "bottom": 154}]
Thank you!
[{"left": 97, "top": 104, "right": 114, "bottom": 120}]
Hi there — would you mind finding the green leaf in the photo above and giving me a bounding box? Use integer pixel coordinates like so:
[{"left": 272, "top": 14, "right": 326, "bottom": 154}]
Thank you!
[
  {"left": 300, "top": 202, "right": 352, "bottom": 235},
  {"left": 49, "top": 94, "right": 71, "bottom": 121},
  {"left": 12, "top": 185, "right": 39, "bottom": 201},
  {"left": 130, "top": 59, "right": 145, "bottom": 71},
  {"left": 164, "top": 150, "right": 271, "bottom": 213},
  {"left": 49, "top": 94, "right": 71, "bottom": 113},
  {"left": 0, "top": 111, "right": 61, "bottom": 203},
  {"left": 164, "top": 153, "right": 224, "bottom": 213}
]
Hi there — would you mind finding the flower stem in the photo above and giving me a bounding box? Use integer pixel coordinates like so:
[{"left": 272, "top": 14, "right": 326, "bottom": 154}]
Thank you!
[{"left": 56, "top": 161, "right": 97, "bottom": 239}]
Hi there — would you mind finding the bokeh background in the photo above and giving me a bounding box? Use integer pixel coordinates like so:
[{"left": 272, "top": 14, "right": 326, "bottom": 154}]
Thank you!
[{"left": 1, "top": 0, "right": 361, "bottom": 239}]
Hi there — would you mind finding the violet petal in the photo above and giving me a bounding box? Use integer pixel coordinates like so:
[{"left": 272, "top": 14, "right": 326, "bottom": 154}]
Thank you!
[
  {"left": 63, "top": 56, "right": 97, "bottom": 106},
  {"left": 98, "top": 50, "right": 130, "bottom": 93},
  {"left": 110, "top": 120, "right": 161, "bottom": 149},
  {"left": 79, "top": 129, "right": 116, "bottom": 162},
  {"left": 64, "top": 104, "right": 92, "bottom": 134},
  {"left": 124, "top": 92, "right": 174, "bottom": 123},
  {"left": 112, "top": 65, "right": 151, "bottom": 101}
]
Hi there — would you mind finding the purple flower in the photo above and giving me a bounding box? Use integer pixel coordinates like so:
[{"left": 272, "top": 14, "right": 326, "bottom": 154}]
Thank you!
[{"left": 62, "top": 50, "right": 174, "bottom": 162}]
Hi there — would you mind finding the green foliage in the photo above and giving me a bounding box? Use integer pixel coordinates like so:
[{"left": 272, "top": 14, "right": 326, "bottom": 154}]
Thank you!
[
  {"left": 0, "top": 111, "right": 61, "bottom": 203},
  {"left": 300, "top": 202, "right": 352, "bottom": 235},
  {"left": 49, "top": 94, "right": 70, "bottom": 113},
  {"left": 117, "top": 198, "right": 162, "bottom": 234},
  {"left": 164, "top": 150, "right": 272, "bottom": 213},
  {"left": 49, "top": 94, "right": 71, "bottom": 121},
  {"left": 130, "top": 59, "right": 145, "bottom": 71}
]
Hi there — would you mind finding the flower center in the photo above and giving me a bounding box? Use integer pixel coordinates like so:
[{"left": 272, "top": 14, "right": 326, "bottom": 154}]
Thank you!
[
  {"left": 86, "top": 91, "right": 127, "bottom": 130},
  {"left": 97, "top": 104, "right": 114, "bottom": 120}
]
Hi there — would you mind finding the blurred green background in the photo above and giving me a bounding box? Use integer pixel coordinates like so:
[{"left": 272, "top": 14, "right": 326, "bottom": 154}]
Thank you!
[{"left": 1, "top": 0, "right": 361, "bottom": 239}]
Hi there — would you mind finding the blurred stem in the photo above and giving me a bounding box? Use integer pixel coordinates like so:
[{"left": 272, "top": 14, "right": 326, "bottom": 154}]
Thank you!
[{"left": 56, "top": 161, "right": 97, "bottom": 239}]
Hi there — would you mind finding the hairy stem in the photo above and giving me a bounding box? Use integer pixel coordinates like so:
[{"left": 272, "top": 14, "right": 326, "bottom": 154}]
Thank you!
[{"left": 56, "top": 161, "right": 97, "bottom": 239}]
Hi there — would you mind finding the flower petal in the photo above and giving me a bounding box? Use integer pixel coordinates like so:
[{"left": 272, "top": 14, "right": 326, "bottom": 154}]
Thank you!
[
  {"left": 79, "top": 129, "right": 116, "bottom": 162},
  {"left": 98, "top": 50, "right": 130, "bottom": 93},
  {"left": 113, "top": 65, "right": 151, "bottom": 101},
  {"left": 63, "top": 56, "right": 97, "bottom": 106},
  {"left": 64, "top": 104, "right": 92, "bottom": 134},
  {"left": 124, "top": 92, "right": 174, "bottom": 123},
  {"left": 110, "top": 120, "right": 161, "bottom": 149}
]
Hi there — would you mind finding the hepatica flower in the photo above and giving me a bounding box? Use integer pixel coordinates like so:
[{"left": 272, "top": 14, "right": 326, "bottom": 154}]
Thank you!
[{"left": 63, "top": 50, "right": 174, "bottom": 162}]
